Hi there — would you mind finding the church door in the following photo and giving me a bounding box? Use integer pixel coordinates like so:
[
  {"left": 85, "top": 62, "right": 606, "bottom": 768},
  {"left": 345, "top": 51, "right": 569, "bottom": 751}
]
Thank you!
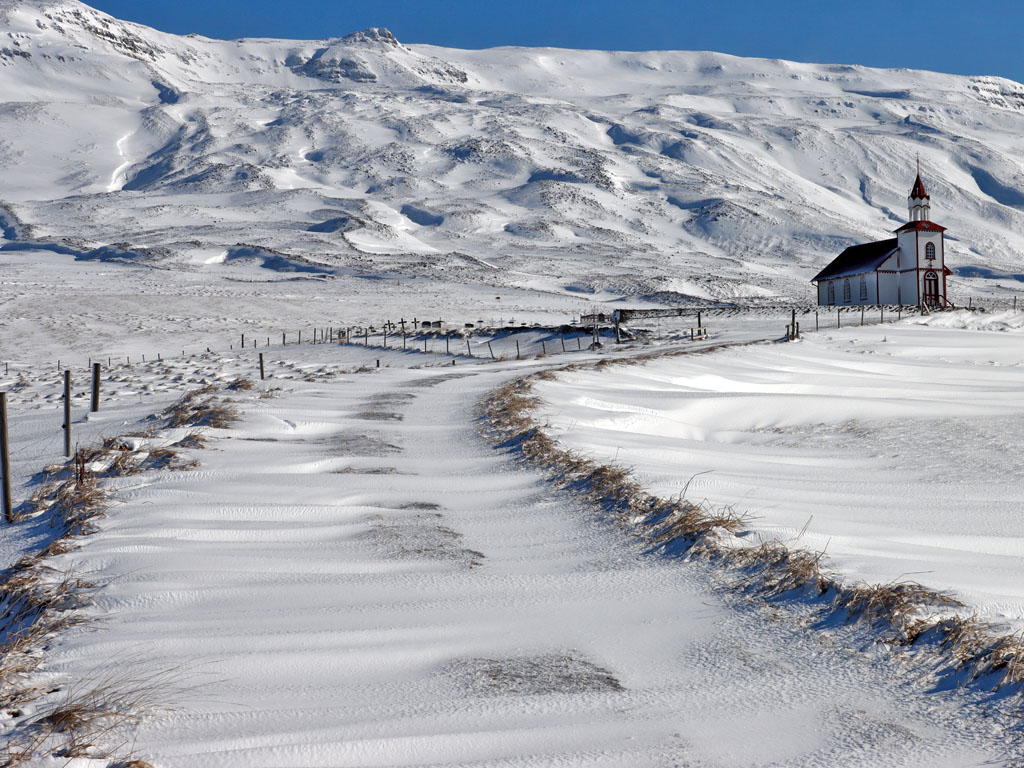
[{"left": 923, "top": 271, "right": 940, "bottom": 305}]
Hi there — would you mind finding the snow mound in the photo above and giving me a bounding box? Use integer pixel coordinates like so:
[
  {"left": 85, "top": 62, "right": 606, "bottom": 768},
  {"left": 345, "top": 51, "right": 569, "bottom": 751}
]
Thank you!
[{"left": 909, "top": 309, "right": 1024, "bottom": 331}]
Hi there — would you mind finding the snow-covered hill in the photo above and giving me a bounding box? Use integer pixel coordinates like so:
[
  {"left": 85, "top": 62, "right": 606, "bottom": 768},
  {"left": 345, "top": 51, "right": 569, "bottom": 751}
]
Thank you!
[{"left": 3, "top": 0, "right": 1024, "bottom": 303}]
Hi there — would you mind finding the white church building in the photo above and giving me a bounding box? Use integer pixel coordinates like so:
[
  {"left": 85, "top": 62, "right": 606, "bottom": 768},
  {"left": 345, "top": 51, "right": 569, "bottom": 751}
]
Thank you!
[{"left": 812, "top": 174, "right": 951, "bottom": 307}]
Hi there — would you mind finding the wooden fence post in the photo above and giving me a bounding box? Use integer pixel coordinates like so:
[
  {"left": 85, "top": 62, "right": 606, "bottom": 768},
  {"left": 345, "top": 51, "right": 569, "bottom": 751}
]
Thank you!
[
  {"left": 837, "top": 308, "right": 841, "bottom": 329},
  {"left": 259, "top": 353, "right": 265, "bottom": 381},
  {"left": 487, "top": 341, "right": 494, "bottom": 359},
  {"left": 516, "top": 340, "right": 520, "bottom": 359},
  {"left": 467, "top": 337, "right": 472, "bottom": 357},
  {"left": 63, "top": 369, "right": 71, "bottom": 458},
  {"left": 91, "top": 363, "right": 101, "bottom": 413},
  {"left": 1, "top": 392, "right": 12, "bottom": 523}
]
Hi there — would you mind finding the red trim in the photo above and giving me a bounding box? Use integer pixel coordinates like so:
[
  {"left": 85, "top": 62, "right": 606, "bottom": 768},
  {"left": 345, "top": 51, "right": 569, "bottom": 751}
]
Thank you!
[{"left": 894, "top": 220, "right": 946, "bottom": 233}]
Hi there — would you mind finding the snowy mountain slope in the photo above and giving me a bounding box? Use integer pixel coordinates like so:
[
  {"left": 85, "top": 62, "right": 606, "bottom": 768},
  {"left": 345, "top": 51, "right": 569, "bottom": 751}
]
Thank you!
[{"left": 3, "top": 0, "right": 1024, "bottom": 303}]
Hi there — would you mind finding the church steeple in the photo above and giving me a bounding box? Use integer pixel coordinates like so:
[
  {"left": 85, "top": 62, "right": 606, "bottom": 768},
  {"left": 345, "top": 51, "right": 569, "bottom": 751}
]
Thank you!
[{"left": 908, "top": 165, "right": 931, "bottom": 222}]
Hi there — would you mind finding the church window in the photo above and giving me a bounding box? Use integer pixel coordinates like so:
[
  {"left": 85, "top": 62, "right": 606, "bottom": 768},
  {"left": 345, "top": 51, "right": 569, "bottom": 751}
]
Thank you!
[
  {"left": 827, "top": 282, "right": 835, "bottom": 304},
  {"left": 925, "top": 242, "right": 936, "bottom": 261},
  {"left": 859, "top": 276, "right": 868, "bottom": 300},
  {"left": 843, "top": 279, "right": 851, "bottom": 303}
]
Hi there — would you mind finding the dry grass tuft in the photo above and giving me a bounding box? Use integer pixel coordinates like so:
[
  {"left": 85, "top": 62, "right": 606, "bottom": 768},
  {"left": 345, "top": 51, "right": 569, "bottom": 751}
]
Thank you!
[
  {"left": 173, "top": 430, "right": 208, "bottom": 449},
  {"left": 834, "top": 582, "right": 964, "bottom": 628},
  {"left": 107, "top": 449, "right": 143, "bottom": 477},
  {"left": 164, "top": 385, "right": 240, "bottom": 429},
  {"left": 227, "top": 376, "right": 255, "bottom": 391},
  {"left": 144, "top": 446, "right": 199, "bottom": 472},
  {"left": 5, "top": 663, "right": 183, "bottom": 766}
]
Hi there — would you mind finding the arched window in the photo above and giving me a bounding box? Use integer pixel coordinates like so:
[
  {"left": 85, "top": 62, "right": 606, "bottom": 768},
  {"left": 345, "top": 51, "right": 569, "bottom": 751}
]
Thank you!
[
  {"left": 827, "top": 282, "right": 835, "bottom": 304},
  {"left": 925, "top": 242, "right": 936, "bottom": 261},
  {"left": 843, "top": 279, "right": 851, "bottom": 303},
  {"left": 859, "top": 276, "right": 868, "bottom": 300}
]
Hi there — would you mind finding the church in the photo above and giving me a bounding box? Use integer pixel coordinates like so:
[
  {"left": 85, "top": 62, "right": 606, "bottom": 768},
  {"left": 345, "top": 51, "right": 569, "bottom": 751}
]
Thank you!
[{"left": 812, "top": 174, "right": 951, "bottom": 307}]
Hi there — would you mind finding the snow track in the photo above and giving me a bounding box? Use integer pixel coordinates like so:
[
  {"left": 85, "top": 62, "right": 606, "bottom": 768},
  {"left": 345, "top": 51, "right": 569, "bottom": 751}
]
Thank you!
[{"left": 37, "top": 345, "right": 1018, "bottom": 766}]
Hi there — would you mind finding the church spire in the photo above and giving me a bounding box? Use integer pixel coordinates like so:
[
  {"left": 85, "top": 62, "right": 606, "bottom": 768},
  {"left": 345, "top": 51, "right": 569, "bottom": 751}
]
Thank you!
[{"left": 908, "top": 167, "right": 931, "bottom": 222}]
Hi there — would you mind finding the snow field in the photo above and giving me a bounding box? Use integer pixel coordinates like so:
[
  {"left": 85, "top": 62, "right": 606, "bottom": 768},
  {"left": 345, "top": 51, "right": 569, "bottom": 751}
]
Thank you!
[
  {"left": 14, "top": 341, "right": 1019, "bottom": 766},
  {"left": 535, "top": 314, "right": 1024, "bottom": 628}
]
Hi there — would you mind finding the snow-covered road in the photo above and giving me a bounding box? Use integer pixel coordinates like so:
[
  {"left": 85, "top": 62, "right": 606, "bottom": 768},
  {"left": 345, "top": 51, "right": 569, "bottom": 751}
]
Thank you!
[{"left": 34, "top": 343, "right": 1017, "bottom": 766}]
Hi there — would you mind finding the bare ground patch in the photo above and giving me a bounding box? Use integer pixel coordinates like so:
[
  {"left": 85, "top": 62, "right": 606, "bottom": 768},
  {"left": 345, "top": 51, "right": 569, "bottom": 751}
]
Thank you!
[
  {"left": 363, "top": 512, "right": 484, "bottom": 567},
  {"left": 355, "top": 392, "right": 415, "bottom": 421},
  {"left": 335, "top": 430, "right": 402, "bottom": 457},
  {"left": 406, "top": 373, "right": 474, "bottom": 389},
  {"left": 449, "top": 654, "right": 623, "bottom": 696}
]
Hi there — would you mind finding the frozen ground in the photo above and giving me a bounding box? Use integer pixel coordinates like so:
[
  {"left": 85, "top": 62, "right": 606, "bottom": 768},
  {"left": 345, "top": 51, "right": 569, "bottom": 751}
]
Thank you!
[
  {"left": 536, "top": 311, "right": 1024, "bottom": 629},
  {"left": 4, "top": 341, "right": 1019, "bottom": 766}
]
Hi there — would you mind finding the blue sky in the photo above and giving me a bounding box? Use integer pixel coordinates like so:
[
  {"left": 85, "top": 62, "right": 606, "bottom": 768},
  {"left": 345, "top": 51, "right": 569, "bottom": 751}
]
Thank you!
[{"left": 88, "top": 0, "right": 1024, "bottom": 83}]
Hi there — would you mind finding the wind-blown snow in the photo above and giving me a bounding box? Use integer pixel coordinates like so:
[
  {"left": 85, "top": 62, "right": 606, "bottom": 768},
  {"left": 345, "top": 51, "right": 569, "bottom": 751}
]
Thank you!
[
  {"left": 20, "top": 342, "right": 1021, "bottom": 766},
  {"left": 536, "top": 315, "right": 1024, "bottom": 625}
]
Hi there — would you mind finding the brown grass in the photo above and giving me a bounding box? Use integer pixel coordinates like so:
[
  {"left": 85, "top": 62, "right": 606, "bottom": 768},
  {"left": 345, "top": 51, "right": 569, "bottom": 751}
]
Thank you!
[
  {"left": 173, "top": 430, "right": 209, "bottom": 449},
  {"left": 164, "top": 384, "right": 240, "bottom": 429},
  {"left": 227, "top": 376, "right": 256, "bottom": 391},
  {"left": 4, "top": 663, "right": 183, "bottom": 766}
]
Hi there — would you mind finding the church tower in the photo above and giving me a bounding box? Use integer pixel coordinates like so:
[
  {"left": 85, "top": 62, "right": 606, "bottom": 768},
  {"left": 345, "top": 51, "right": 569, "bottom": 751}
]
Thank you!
[
  {"left": 908, "top": 173, "right": 930, "bottom": 221},
  {"left": 894, "top": 171, "right": 947, "bottom": 306}
]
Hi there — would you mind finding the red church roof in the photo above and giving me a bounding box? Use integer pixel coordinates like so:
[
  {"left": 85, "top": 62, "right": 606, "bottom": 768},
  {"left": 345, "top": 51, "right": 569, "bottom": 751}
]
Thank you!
[
  {"left": 909, "top": 173, "right": 929, "bottom": 199},
  {"left": 894, "top": 220, "right": 946, "bottom": 233}
]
